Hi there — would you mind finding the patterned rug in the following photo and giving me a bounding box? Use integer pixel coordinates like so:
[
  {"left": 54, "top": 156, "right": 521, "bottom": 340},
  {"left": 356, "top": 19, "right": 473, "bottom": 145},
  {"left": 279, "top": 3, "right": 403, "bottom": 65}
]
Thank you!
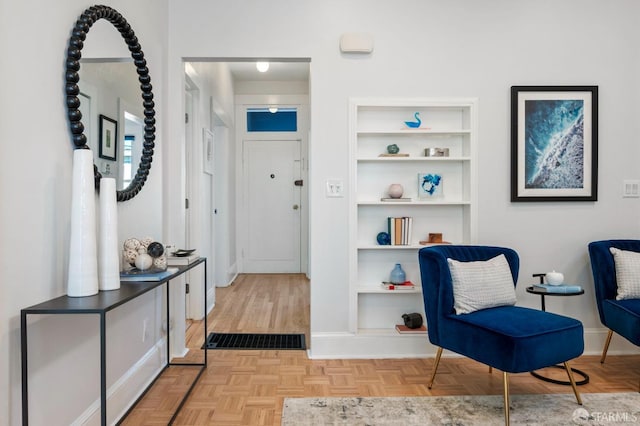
[{"left": 282, "top": 393, "right": 640, "bottom": 425}]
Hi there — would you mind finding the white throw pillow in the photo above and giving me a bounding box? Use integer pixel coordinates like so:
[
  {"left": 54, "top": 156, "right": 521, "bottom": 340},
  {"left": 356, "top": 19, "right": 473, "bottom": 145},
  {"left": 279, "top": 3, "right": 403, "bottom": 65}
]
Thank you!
[
  {"left": 610, "top": 247, "right": 640, "bottom": 300},
  {"left": 447, "top": 254, "right": 517, "bottom": 314}
]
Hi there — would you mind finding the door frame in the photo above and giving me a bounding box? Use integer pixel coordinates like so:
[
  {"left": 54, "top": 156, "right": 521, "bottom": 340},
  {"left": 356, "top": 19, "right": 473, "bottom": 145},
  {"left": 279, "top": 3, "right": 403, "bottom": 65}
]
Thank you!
[{"left": 235, "top": 95, "right": 309, "bottom": 274}]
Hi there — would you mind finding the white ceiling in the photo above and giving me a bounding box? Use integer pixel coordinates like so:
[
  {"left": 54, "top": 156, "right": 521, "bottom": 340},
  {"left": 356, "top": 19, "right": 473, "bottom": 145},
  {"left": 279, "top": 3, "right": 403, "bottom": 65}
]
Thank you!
[{"left": 226, "top": 61, "right": 309, "bottom": 82}]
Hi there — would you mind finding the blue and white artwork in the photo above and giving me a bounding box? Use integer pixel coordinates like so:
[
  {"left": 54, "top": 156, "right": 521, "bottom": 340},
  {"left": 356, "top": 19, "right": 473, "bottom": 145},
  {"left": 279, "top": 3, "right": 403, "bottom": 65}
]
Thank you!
[
  {"left": 418, "top": 173, "right": 442, "bottom": 199},
  {"left": 524, "top": 99, "right": 584, "bottom": 189}
]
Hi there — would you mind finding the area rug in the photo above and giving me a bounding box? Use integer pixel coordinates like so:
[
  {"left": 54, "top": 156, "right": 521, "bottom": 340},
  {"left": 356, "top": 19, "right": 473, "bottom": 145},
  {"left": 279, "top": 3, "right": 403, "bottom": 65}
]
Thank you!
[
  {"left": 203, "top": 332, "right": 306, "bottom": 350},
  {"left": 282, "top": 393, "right": 640, "bottom": 425}
]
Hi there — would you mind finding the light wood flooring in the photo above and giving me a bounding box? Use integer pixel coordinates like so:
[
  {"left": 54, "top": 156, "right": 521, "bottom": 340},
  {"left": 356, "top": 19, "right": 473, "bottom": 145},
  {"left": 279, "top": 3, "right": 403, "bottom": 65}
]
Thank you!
[{"left": 122, "top": 273, "right": 640, "bottom": 425}]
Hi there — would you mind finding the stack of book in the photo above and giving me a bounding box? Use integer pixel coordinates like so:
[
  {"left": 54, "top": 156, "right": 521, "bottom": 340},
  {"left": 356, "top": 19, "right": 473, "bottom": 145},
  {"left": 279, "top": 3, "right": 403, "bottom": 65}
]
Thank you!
[
  {"left": 387, "top": 216, "right": 413, "bottom": 245},
  {"left": 381, "top": 281, "right": 417, "bottom": 291},
  {"left": 120, "top": 267, "right": 178, "bottom": 282},
  {"left": 167, "top": 252, "right": 199, "bottom": 266},
  {"left": 532, "top": 284, "right": 583, "bottom": 293},
  {"left": 395, "top": 324, "right": 427, "bottom": 334}
]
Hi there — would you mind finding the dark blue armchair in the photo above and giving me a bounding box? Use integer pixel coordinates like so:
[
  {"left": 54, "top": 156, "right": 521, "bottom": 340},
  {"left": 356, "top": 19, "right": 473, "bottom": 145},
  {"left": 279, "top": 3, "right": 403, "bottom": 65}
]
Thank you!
[
  {"left": 418, "top": 245, "right": 584, "bottom": 425},
  {"left": 588, "top": 240, "right": 640, "bottom": 386}
]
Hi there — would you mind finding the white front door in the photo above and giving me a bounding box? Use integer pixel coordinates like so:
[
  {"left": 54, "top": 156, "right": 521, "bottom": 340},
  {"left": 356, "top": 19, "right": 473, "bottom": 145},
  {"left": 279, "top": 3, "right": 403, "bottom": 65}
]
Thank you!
[{"left": 243, "top": 139, "right": 301, "bottom": 272}]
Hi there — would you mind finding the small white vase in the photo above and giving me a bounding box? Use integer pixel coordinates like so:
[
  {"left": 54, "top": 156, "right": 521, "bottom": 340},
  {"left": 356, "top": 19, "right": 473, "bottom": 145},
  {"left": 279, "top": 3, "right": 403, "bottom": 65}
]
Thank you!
[
  {"left": 98, "top": 178, "right": 120, "bottom": 291},
  {"left": 67, "top": 149, "right": 99, "bottom": 297}
]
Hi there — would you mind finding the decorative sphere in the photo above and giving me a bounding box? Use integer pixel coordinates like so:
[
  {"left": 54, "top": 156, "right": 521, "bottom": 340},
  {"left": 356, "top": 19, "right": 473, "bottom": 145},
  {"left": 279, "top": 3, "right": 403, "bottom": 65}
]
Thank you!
[
  {"left": 387, "top": 144, "right": 400, "bottom": 154},
  {"left": 546, "top": 271, "right": 564, "bottom": 285},
  {"left": 135, "top": 253, "right": 153, "bottom": 271},
  {"left": 377, "top": 232, "right": 391, "bottom": 245},
  {"left": 147, "top": 242, "right": 164, "bottom": 258},
  {"left": 124, "top": 238, "right": 141, "bottom": 250},
  {"left": 388, "top": 183, "right": 404, "bottom": 198}
]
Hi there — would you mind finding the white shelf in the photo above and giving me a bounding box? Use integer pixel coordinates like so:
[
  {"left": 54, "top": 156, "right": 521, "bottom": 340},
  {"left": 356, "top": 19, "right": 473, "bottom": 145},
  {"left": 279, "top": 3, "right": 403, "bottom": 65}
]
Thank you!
[
  {"left": 357, "top": 200, "right": 471, "bottom": 206},
  {"left": 349, "top": 97, "right": 478, "bottom": 338},
  {"left": 357, "top": 129, "right": 471, "bottom": 135},
  {"left": 357, "top": 156, "right": 471, "bottom": 162},
  {"left": 357, "top": 286, "right": 422, "bottom": 294}
]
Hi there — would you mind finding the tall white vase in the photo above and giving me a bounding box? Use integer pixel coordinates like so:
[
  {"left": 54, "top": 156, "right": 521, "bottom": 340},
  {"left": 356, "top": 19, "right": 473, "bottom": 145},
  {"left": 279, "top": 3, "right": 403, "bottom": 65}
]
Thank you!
[
  {"left": 98, "top": 178, "right": 120, "bottom": 291},
  {"left": 67, "top": 149, "right": 99, "bottom": 297}
]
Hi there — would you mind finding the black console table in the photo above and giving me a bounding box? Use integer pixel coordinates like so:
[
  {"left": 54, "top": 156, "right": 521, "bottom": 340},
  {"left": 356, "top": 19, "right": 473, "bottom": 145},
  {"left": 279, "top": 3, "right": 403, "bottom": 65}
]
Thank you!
[{"left": 21, "top": 258, "right": 207, "bottom": 426}]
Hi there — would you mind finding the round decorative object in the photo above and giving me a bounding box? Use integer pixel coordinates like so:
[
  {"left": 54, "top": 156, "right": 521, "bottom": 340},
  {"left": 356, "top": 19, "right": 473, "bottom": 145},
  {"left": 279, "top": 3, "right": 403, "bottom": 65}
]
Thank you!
[
  {"left": 377, "top": 232, "right": 391, "bottom": 245},
  {"left": 153, "top": 256, "right": 167, "bottom": 270},
  {"left": 390, "top": 263, "right": 407, "bottom": 284},
  {"left": 65, "top": 5, "right": 155, "bottom": 202},
  {"left": 124, "top": 238, "right": 141, "bottom": 250},
  {"left": 386, "top": 144, "right": 400, "bottom": 154},
  {"left": 546, "top": 271, "right": 564, "bottom": 285},
  {"left": 135, "top": 253, "right": 153, "bottom": 271},
  {"left": 123, "top": 248, "right": 138, "bottom": 266},
  {"left": 388, "top": 183, "right": 404, "bottom": 198},
  {"left": 140, "top": 237, "right": 154, "bottom": 249},
  {"left": 147, "top": 241, "right": 164, "bottom": 258}
]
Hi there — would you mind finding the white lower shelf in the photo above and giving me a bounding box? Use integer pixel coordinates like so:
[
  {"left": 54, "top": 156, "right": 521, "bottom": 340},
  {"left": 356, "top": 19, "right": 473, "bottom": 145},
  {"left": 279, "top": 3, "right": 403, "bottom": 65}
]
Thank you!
[
  {"left": 357, "top": 286, "right": 422, "bottom": 294},
  {"left": 357, "top": 327, "right": 427, "bottom": 336}
]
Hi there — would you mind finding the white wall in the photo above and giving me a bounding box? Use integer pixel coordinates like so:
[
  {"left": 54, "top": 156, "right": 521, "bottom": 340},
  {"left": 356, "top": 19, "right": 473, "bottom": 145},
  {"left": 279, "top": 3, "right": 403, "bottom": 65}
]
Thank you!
[
  {"left": 166, "top": 0, "right": 640, "bottom": 357},
  {"left": 1, "top": 1, "right": 168, "bottom": 424},
  {"left": 2, "top": 0, "right": 640, "bottom": 424}
]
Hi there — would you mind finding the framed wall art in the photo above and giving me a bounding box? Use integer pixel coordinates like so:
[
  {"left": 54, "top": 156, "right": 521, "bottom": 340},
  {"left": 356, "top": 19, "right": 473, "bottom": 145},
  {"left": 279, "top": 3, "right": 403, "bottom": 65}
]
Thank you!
[
  {"left": 99, "top": 114, "right": 118, "bottom": 161},
  {"left": 203, "top": 128, "right": 214, "bottom": 175},
  {"left": 511, "top": 86, "right": 598, "bottom": 202}
]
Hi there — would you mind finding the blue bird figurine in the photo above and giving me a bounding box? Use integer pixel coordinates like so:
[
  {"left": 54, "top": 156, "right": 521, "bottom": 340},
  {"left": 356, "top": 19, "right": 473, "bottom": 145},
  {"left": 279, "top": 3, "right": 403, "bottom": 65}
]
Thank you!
[{"left": 404, "top": 112, "right": 421, "bottom": 128}]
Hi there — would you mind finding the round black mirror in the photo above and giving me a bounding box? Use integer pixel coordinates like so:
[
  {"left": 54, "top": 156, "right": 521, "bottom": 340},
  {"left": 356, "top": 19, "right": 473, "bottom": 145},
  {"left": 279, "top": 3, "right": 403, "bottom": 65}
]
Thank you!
[{"left": 65, "top": 5, "right": 155, "bottom": 201}]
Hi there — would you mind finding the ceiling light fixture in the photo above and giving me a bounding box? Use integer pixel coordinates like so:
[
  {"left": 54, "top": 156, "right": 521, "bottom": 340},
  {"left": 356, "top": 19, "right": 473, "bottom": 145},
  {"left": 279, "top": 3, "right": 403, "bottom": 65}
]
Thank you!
[
  {"left": 256, "top": 61, "right": 269, "bottom": 72},
  {"left": 268, "top": 106, "right": 278, "bottom": 113}
]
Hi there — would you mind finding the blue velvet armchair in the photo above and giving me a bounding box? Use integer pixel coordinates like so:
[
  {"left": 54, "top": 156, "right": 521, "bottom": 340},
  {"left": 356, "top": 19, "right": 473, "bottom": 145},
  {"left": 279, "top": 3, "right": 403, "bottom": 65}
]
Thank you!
[
  {"left": 418, "top": 245, "right": 584, "bottom": 425},
  {"left": 588, "top": 240, "right": 640, "bottom": 379}
]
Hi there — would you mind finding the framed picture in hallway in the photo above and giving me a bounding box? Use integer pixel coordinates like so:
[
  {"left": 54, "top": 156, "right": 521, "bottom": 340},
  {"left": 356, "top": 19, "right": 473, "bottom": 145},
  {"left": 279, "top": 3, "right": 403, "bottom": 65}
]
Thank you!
[
  {"left": 203, "top": 128, "right": 214, "bottom": 175},
  {"left": 99, "top": 114, "right": 118, "bottom": 161},
  {"left": 511, "top": 86, "right": 598, "bottom": 202}
]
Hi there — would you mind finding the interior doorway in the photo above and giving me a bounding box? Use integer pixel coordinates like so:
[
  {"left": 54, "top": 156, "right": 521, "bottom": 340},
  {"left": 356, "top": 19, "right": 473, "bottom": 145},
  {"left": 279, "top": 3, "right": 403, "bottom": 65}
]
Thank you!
[{"left": 181, "top": 59, "right": 310, "bottom": 345}]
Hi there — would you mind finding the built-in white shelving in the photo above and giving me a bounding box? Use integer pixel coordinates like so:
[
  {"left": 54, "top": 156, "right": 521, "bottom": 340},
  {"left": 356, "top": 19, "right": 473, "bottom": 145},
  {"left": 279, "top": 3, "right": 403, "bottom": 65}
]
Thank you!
[{"left": 349, "top": 97, "right": 478, "bottom": 337}]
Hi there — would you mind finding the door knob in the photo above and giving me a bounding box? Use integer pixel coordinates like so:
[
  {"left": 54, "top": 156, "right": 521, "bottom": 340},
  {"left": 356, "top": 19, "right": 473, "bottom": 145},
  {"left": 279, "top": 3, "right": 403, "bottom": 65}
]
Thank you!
[{"left": 293, "top": 204, "right": 299, "bottom": 210}]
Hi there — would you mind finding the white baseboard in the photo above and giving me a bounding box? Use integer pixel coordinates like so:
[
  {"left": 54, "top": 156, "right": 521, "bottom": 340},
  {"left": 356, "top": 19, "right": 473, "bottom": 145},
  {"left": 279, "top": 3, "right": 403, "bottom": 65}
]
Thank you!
[
  {"left": 216, "top": 269, "right": 238, "bottom": 288},
  {"left": 309, "top": 328, "right": 639, "bottom": 359},
  {"left": 73, "top": 339, "right": 166, "bottom": 425}
]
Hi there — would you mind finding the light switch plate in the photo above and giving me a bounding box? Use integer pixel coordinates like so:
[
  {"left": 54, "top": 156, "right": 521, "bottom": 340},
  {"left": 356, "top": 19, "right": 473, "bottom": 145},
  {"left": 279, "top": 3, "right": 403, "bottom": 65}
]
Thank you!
[
  {"left": 326, "top": 179, "right": 344, "bottom": 197},
  {"left": 623, "top": 180, "right": 640, "bottom": 198}
]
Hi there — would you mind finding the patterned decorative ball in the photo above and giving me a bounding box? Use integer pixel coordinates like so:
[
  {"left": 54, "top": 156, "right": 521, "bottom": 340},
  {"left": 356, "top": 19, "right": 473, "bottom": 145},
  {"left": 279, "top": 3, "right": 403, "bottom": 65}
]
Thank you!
[
  {"left": 140, "top": 237, "right": 154, "bottom": 249},
  {"left": 123, "top": 248, "right": 138, "bottom": 266},
  {"left": 153, "top": 256, "right": 167, "bottom": 270},
  {"left": 124, "top": 238, "right": 141, "bottom": 250}
]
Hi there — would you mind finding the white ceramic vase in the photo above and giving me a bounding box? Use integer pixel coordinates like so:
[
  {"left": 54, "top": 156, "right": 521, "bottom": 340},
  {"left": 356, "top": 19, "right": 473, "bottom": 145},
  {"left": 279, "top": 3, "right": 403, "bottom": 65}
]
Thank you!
[
  {"left": 67, "top": 149, "right": 99, "bottom": 297},
  {"left": 98, "top": 178, "right": 120, "bottom": 291}
]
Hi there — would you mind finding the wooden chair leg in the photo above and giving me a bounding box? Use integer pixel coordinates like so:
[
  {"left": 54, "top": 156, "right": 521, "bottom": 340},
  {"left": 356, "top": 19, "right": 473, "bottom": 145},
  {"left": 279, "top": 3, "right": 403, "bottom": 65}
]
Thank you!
[
  {"left": 600, "top": 329, "right": 613, "bottom": 363},
  {"left": 428, "top": 347, "right": 443, "bottom": 389},
  {"left": 564, "top": 361, "right": 582, "bottom": 405},
  {"left": 489, "top": 366, "right": 493, "bottom": 374},
  {"left": 503, "top": 372, "right": 510, "bottom": 426}
]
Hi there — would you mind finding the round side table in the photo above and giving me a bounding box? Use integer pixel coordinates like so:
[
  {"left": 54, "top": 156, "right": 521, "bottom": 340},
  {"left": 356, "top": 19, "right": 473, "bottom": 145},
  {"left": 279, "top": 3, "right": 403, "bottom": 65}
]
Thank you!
[{"left": 526, "top": 280, "right": 589, "bottom": 386}]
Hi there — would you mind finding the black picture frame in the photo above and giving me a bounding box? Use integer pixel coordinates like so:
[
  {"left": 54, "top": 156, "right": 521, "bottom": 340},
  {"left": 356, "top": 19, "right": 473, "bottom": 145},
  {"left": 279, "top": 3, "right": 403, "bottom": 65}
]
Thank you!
[
  {"left": 99, "top": 114, "right": 118, "bottom": 161},
  {"left": 511, "top": 85, "right": 598, "bottom": 202}
]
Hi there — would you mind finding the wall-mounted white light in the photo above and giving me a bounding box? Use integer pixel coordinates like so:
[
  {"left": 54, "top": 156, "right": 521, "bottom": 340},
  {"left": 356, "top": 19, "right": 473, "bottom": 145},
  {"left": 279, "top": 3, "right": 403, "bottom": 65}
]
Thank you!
[
  {"left": 256, "top": 61, "right": 270, "bottom": 72},
  {"left": 340, "top": 33, "right": 374, "bottom": 54},
  {"left": 268, "top": 106, "right": 278, "bottom": 113}
]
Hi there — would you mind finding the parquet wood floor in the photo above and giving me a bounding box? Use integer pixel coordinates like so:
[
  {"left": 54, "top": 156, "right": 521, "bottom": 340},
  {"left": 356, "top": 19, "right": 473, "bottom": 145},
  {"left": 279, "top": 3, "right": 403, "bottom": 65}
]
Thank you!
[{"left": 121, "top": 273, "right": 640, "bottom": 425}]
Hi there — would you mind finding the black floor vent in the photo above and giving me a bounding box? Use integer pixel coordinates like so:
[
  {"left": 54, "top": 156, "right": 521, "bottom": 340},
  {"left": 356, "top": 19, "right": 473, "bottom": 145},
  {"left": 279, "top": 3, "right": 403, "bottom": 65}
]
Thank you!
[{"left": 204, "top": 333, "right": 306, "bottom": 350}]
